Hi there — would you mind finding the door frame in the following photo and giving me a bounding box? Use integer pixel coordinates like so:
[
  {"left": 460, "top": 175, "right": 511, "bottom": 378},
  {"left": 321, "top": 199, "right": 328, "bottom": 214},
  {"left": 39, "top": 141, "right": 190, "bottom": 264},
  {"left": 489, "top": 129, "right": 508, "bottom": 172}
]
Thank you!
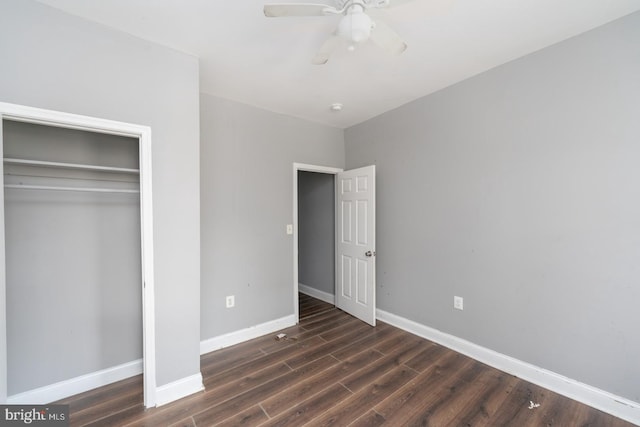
[
  {"left": 292, "top": 163, "right": 343, "bottom": 323},
  {"left": 0, "top": 102, "right": 157, "bottom": 407}
]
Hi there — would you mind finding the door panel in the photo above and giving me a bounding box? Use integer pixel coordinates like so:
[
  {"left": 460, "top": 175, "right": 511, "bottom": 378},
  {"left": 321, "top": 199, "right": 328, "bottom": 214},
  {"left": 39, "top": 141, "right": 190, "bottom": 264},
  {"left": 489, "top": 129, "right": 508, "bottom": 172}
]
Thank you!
[
  {"left": 336, "top": 165, "right": 376, "bottom": 326},
  {"left": 342, "top": 200, "right": 352, "bottom": 243},
  {"left": 341, "top": 255, "right": 352, "bottom": 298}
]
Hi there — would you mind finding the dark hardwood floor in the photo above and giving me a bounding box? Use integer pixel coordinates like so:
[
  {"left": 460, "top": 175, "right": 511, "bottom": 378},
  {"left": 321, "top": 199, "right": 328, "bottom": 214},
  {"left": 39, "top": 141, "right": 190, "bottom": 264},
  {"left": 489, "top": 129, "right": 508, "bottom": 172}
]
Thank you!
[{"left": 57, "top": 293, "right": 634, "bottom": 426}]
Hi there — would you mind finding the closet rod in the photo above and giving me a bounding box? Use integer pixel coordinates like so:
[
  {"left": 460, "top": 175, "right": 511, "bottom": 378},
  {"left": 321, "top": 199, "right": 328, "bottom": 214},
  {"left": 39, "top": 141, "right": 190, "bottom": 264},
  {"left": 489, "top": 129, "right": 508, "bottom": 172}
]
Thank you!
[
  {"left": 3, "top": 158, "right": 140, "bottom": 174},
  {"left": 4, "top": 184, "right": 139, "bottom": 194}
]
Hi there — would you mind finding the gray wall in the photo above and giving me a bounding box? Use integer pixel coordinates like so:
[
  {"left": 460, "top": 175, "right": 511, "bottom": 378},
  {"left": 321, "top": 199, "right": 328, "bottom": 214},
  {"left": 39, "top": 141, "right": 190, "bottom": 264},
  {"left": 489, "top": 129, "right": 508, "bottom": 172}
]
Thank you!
[
  {"left": 345, "top": 11, "right": 640, "bottom": 403},
  {"left": 298, "top": 171, "right": 335, "bottom": 295},
  {"left": 200, "top": 94, "right": 343, "bottom": 340},
  {"left": 0, "top": 0, "right": 201, "bottom": 392},
  {"left": 3, "top": 121, "right": 141, "bottom": 395}
]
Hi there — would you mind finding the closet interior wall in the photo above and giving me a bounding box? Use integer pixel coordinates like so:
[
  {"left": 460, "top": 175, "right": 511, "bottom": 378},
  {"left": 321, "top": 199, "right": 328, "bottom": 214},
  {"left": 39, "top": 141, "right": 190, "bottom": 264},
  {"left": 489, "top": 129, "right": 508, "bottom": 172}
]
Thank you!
[
  {"left": 298, "top": 171, "right": 335, "bottom": 297},
  {"left": 3, "top": 120, "right": 142, "bottom": 396}
]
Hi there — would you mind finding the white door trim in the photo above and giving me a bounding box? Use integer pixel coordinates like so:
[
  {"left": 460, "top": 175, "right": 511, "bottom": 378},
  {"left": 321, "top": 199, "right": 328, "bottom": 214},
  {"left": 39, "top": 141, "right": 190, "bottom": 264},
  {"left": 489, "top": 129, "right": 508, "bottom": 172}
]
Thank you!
[
  {"left": 0, "top": 102, "right": 157, "bottom": 408},
  {"left": 292, "top": 163, "right": 343, "bottom": 323}
]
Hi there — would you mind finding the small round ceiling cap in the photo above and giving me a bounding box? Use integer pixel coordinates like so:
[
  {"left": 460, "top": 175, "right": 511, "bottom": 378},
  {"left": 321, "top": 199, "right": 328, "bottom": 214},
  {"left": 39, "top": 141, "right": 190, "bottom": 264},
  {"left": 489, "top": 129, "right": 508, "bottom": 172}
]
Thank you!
[{"left": 330, "top": 103, "right": 343, "bottom": 112}]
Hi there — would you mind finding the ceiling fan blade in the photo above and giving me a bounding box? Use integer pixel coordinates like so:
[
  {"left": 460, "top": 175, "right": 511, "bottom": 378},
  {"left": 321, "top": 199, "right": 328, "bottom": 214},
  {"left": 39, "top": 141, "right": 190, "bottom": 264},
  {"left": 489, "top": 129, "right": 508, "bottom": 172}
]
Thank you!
[
  {"left": 365, "top": 0, "right": 416, "bottom": 8},
  {"left": 370, "top": 20, "right": 407, "bottom": 55},
  {"left": 264, "top": 3, "right": 339, "bottom": 17},
  {"left": 372, "top": 0, "right": 453, "bottom": 13},
  {"left": 387, "top": 0, "right": 418, "bottom": 6},
  {"left": 311, "top": 35, "right": 343, "bottom": 65}
]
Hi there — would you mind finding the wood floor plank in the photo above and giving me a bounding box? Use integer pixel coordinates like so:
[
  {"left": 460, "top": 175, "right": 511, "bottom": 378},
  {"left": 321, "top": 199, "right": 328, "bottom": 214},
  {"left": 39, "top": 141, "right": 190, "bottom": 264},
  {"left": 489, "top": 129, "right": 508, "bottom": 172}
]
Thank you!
[
  {"left": 373, "top": 329, "right": 423, "bottom": 355},
  {"left": 525, "top": 388, "right": 570, "bottom": 427},
  {"left": 547, "top": 399, "right": 595, "bottom": 427},
  {"left": 490, "top": 379, "right": 547, "bottom": 426},
  {"left": 544, "top": 393, "right": 631, "bottom": 427},
  {"left": 331, "top": 322, "right": 395, "bottom": 361},
  {"left": 403, "top": 362, "right": 500, "bottom": 426},
  {"left": 127, "top": 357, "right": 334, "bottom": 427},
  {"left": 204, "top": 335, "right": 325, "bottom": 389},
  {"left": 200, "top": 348, "right": 266, "bottom": 377},
  {"left": 586, "top": 409, "right": 637, "bottom": 427},
  {"left": 286, "top": 316, "right": 361, "bottom": 344},
  {"left": 58, "top": 295, "right": 635, "bottom": 427},
  {"left": 260, "top": 309, "right": 362, "bottom": 353},
  {"left": 298, "top": 300, "right": 334, "bottom": 319},
  {"left": 54, "top": 374, "right": 142, "bottom": 413},
  {"left": 298, "top": 309, "right": 351, "bottom": 330},
  {"left": 243, "top": 325, "right": 308, "bottom": 351},
  {"left": 69, "top": 389, "right": 142, "bottom": 427},
  {"left": 404, "top": 341, "right": 450, "bottom": 373},
  {"left": 192, "top": 355, "right": 339, "bottom": 426},
  {"left": 203, "top": 362, "right": 292, "bottom": 408},
  {"left": 317, "top": 316, "right": 370, "bottom": 342},
  {"left": 260, "top": 349, "right": 383, "bottom": 418},
  {"left": 82, "top": 403, "right": 146, "bottom": 427},
  {"left": 121, "top": 391, "right": 212, "bottom": 427},
  {"left": 214, "top": 405, "right": 269, "bottom": 427},
  {"left": 200, "top": 324, "right": 309, "bottom": 371},
  {"left": 200, "top": 330, "right": 280, "bottom": 362},
  {"left": 258, "top": 383, "right": 352, "bottom": 427},
  {"left": 200, "top": 325, "right": 307, "bottom": 373},
  {"left": 396, "top": 360, "right": 487, "bottom": 426},
  {"left": 284, "top": 323, "right": 373, "bottom": 370},
  {"left": 373, "top": 352, "right": 474, "bottom": 423},
  {"left": 506, "top": 384, "right": 632, "bottom": 427},
  {"left": 167, "top": 417, "right": 196, "bottom": 427},
  {"left": 331, "top": 327, "right": 405, "bottom": 364},
  {"left": 257, "top": 329, "right": 319, "bottom": 354},
  {"left": 444, "top": 371, "right": 520, "bottom": 427},
  {"left": 341, "top": 338, "right": 429, "bottom": 393},
  {"left": 258, "top": 314, "right": 367, "bottom": 356},
  {"left": 312, "top": 366, "right": 418, "bottom": 426},
  {"left": 349, "top": 410, "right": 387, "bottom": 427}
]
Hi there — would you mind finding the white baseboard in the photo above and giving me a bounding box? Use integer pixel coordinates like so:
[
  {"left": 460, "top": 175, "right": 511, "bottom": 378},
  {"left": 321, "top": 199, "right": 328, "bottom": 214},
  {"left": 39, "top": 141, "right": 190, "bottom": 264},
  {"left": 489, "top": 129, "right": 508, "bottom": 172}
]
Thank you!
[
  {"left": 299, "top": 283, "right": 335, "bottom": 305},
  {"left": 155, "top": 373, "right": 204, "bottom": 407},
  {"left": 376, "top": 309, "right": 640, "bottom": 426},
  {"left": 7, "top": 359, "right": 142, "bottom": 404},
  {"left": 200, "top": 315, "right": 296, "bottom": 356}
]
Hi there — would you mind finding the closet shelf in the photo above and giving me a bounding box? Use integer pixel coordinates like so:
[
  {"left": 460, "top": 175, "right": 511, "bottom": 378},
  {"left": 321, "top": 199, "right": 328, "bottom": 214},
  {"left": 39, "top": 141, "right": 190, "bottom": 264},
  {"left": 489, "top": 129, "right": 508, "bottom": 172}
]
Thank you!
[
  {"left": 4, "top": 184, "right": 140, "bottom": 194},
  {"left": 3, "top": 158, "right": 140, "bottom": 174}
]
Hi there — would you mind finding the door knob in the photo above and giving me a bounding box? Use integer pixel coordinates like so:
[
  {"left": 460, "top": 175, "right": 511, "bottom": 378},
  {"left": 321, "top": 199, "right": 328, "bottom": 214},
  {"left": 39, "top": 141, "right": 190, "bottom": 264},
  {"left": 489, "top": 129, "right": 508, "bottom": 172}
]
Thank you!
[{"left": 365, "top": 251, "right": 375, "bottom": 257}]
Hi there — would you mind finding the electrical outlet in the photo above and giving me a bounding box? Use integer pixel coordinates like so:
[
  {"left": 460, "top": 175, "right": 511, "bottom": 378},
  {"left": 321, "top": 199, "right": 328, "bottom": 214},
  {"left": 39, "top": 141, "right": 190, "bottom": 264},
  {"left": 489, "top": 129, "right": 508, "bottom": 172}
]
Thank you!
[
  {"left": 454, "top": 296, "right": 464, "bottom": 310},
  {"left": 286, "top": 224, "right": 293, "bottom": 235},
  {"left": 226, "top": 295, "right": 235, "bottom": 308}
]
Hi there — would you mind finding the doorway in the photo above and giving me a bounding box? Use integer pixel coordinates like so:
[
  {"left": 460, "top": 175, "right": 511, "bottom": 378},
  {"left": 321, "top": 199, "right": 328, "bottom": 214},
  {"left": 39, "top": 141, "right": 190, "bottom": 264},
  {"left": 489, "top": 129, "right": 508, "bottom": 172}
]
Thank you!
[
  {"left": 292, "top": 163, "right": 342, "bottom": 322},
  {"left": 0, "top": 102, "right": 156, "bottom": 407},
  {"left": 292, "top": 162, "right": 377, "bottom": 326},
  {"left": 298, "top": 170, "right": 336, "bottom": 314}
]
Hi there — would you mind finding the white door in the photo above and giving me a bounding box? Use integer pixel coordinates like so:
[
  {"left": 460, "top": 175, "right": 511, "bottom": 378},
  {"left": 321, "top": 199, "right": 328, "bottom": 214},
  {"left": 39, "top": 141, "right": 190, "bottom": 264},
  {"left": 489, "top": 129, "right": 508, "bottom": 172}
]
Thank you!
[{"left": 336, "top": 165, "right": 376, "bottom": 326}]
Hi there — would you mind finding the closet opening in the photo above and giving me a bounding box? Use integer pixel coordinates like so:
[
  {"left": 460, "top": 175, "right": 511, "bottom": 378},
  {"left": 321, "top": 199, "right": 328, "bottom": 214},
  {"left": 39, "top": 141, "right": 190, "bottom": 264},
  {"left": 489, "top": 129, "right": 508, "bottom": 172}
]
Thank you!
[{"left": 0, "top": 102, "right": 156, "bottom": 408}]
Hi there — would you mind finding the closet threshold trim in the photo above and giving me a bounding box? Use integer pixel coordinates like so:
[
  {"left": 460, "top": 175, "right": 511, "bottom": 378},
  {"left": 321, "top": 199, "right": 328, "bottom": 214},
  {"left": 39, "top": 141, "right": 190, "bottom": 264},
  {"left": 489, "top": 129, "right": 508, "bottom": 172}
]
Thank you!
[
  {"left": 4, "top": 184, "right": 140, "bottom": 194},
  {"left": 3, "top": 158, "right": 140, "bottom": 174}
]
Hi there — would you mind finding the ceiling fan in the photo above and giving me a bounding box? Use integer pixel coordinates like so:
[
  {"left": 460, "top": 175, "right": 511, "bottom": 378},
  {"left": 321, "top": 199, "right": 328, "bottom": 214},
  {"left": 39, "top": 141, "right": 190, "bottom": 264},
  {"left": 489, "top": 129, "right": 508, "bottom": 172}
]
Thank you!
[{"left": 263, "top": 0, "right": 416, "bottom": 64}]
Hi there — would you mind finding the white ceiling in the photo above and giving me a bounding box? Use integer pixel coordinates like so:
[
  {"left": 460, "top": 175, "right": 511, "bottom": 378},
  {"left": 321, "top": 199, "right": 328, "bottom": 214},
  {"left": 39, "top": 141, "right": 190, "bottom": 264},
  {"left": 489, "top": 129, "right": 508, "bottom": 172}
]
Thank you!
[{"left": 36, "top": 0, "right": 640, "bottom": 128}]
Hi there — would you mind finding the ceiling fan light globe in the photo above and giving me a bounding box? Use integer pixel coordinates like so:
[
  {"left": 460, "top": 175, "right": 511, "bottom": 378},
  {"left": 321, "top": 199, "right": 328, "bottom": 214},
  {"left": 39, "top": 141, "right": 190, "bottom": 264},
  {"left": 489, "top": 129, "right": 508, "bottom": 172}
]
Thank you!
[{"left": 338, "top": 10, "right": 372, "bottom": 43}]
